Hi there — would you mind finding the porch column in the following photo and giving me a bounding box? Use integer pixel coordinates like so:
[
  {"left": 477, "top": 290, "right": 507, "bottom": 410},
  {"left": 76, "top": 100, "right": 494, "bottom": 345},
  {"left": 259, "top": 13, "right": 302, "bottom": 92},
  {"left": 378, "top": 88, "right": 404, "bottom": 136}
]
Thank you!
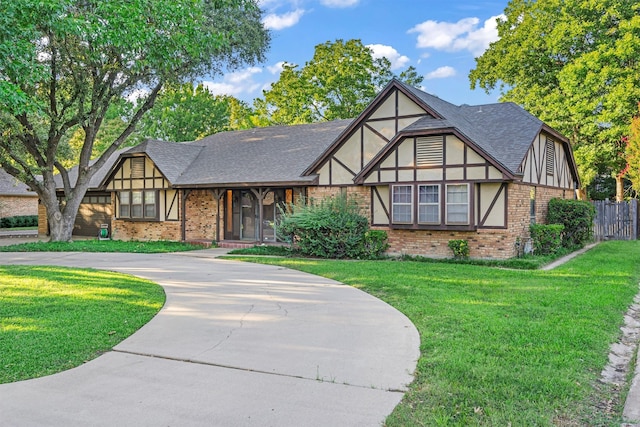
[
  {"left": 251, "top": 188, "right": 270, "bottom": 243},
  {"left": 210, "top": 189, "right": 224, "bottom": 243},
  {"left": 181, "top": 189, "right": 192, "bottom": 241}
]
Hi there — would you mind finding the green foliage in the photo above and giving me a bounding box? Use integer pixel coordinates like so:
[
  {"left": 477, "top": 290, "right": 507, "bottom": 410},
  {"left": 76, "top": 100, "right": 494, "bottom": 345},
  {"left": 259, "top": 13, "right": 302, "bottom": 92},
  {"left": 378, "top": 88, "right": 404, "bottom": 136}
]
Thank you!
[
  {"left": 277, "top": 193, "right": 386, "bottom": 259},
  {"left": 625, "top": 105, "right": 640, "bottom": 193},
  {"left": 0, "top": 215, "right": 37, "bottom": 228},
  {"left": 0, "top": 265, "right": 164, "bottom": 383},
  {"left": 470, "top": 0, "right": 640, "bottom": 188},
  {"left": 231, "top": 241, "right": 640, "bottom": 425},
  {"left": 131, "top": 83, "right": 255, "bottom": 144},
  {"left": 228, "top": 245, "right": 291, "bottom": 256},
  {"left": 0, "top": 0, "right": 269, "bottom": 241},
  {"left": 547, "top": 198, "right": 596, "bottom": 249},
  {"left": 447, "top": 239, "right": 470, "bottom": 259},
  {"left": 530, "top": 224, "right": 564, "bottom": 255},
  {"left": 256, "top": 39, "right": 424, "bottom": 125},
  {"left": 364, "top": 230, "right": 390, "bottom": 259},
  {"left": 0, "top": 239, "right": 200, "bottom": 253}
]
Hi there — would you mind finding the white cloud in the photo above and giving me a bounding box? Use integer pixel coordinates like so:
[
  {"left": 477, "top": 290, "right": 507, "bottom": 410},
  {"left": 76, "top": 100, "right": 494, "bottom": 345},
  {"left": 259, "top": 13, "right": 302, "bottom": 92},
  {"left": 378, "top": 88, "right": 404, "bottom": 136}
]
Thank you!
[
  {"left": 408, "top": 14, "right": 504, "bottom": 56},
  {"left": 202, "top": 67, "right": 263, "bottom": 97},
  {"left": 320, "top": 0, "right": 359, "bottom": 8},
  {"left": 366, "top": 44, "right": 410, "bottom": 70},
  {"left": 262, "top": 9, "right": 305, "bottom": 30},
  {"left": 267, "top": 61, "right": 286, "bottom": 74},
  {"left": 425, "top": 66, "right": 456, "bottom": 80}
]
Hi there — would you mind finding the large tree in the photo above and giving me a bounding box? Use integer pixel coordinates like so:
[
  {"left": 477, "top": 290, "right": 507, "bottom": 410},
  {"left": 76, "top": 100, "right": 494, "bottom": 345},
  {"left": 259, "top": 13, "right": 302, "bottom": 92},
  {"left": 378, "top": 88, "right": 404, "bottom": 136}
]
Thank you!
[
  {"left": 132, "top": 82, "right": 255, "bottom": 143},
  {"left": 256, "top": 39, "right": 424, "bottom": 125},
  {"left": 0, "top": 0, "right": 269, "bottom": 241},
  {"left": 469, "top": 0, "right": 640, "bottom": 200}
]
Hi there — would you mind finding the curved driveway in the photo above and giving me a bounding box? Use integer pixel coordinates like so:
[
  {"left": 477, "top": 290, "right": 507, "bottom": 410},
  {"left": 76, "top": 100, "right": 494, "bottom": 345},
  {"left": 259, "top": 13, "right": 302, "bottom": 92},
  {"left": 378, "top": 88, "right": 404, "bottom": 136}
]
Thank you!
[{"left": 0, "top": 249, "right": 419, "bottom": 426}]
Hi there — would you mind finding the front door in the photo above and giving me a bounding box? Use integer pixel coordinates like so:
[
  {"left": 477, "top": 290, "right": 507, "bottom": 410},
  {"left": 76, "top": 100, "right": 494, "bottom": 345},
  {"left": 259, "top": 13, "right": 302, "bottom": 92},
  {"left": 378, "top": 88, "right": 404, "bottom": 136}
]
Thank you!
[
  {"left": 224, "top": 189, "right": 288, "bottom": 241},
  {"left": 226, "top": 190, "right": 259, "bottom": 241}
]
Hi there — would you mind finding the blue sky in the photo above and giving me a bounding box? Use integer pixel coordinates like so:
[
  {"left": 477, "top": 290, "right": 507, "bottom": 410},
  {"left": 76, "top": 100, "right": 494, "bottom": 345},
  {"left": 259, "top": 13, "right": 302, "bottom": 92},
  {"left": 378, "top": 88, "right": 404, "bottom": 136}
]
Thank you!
[{"left": 203, "top": 0, "right": 509, "bottom": 108}]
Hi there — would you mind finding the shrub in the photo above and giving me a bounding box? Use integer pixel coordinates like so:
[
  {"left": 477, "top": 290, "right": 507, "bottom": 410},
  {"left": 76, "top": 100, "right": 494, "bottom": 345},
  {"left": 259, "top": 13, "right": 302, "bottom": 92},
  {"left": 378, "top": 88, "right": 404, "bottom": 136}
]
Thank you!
[
  {"left": 364, "top": 230, "right": 389, "bottom": 259},
  {"left": 277, "top": 194, "right": 386, "bottom": 259},
  {"left": 529, "top": 224, "right": 564, "bottom": 255},
  {"left": 0, "top": 215, "right": 38, "bottom": 228},
  {"left": 547, "top": 198, "right": 595, "bottom": 249},
  {"left": 448, "top": 239, "right": 470, "bottom": 259}
]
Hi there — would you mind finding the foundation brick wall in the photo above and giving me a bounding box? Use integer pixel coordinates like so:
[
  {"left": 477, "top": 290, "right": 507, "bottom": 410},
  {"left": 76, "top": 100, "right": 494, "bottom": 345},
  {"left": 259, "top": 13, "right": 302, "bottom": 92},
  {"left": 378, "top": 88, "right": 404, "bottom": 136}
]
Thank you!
[
  {"left": 112, "top": 219, "right": 182, "bottom": 241},
  {"left": 0, "top": 196, "right": 38, "bottom": 218},
  {"left": 184, "top": 190, "right": 221, "bottom": 241}
]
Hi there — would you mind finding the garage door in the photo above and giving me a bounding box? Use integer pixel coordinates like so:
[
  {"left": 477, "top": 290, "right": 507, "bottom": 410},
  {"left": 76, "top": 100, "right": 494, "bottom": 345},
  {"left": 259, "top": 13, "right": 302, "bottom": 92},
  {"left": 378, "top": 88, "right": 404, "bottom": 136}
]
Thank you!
[{"left": 73, "top": 194, "right": 112, "bottom": 237}]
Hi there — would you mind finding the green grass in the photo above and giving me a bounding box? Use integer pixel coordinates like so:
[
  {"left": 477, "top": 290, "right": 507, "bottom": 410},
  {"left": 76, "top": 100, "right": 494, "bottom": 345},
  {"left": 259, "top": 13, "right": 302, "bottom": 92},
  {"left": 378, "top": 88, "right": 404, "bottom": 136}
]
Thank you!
[
  {"left": 227, "top": 240, "right": 640, "bottom": 426},
  {"left": 228, "top": 243, "right": 572, "bottom": 269},
  {"left": 0, "top": 239, "right": 202, "bottom": 253},
  {"left": 0, "top": 265, "right": 165, "bottom": 384},
  {"left": 228, "top": 245, "right": 292, "bottom": 256}
]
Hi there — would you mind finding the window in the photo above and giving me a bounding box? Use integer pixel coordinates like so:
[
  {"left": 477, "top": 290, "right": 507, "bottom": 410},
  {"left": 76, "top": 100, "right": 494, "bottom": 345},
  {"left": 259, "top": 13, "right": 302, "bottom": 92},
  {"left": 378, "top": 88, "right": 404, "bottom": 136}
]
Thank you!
[
  {"left": 119, "top": 191, "right": 130, "bottom": 217},
  {"left": 118, "top": 190, "right": 157, "bottom": 219},
  {"left": 446, "top": 184, "right": 469, "bottom": 224},
  {"left": 392, "top": 185, "right": 413, "bottom": 224},
  {"left": 418, "top": 185, "right": 440, "bottom": 224}
]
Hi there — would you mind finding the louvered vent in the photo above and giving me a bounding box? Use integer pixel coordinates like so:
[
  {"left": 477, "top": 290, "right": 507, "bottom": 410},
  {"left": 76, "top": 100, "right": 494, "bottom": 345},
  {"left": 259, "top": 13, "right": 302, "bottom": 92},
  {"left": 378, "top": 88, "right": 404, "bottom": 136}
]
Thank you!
[
  {"left": 131, "top": 157, "right": 145, "bottom": 178},
  {"left": 416, "top": 136, "right": 443, "bottom": 166},
  {"left": 546, "top": 138, "right": 555, "bottom": 176}
]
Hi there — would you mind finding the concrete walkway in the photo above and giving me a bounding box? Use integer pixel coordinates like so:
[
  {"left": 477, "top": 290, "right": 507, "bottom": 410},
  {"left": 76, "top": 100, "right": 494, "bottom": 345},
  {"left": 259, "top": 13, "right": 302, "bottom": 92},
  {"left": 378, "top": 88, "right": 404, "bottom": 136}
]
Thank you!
[{"left": 0, "top": 250, "right": 420, "bottom": 426}]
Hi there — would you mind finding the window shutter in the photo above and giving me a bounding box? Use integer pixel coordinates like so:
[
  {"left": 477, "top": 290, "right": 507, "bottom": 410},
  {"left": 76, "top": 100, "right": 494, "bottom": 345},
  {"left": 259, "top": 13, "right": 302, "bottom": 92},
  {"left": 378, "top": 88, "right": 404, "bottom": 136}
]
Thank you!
[{"left": 416, "top": 136, "right": 443, "bottom": 166}]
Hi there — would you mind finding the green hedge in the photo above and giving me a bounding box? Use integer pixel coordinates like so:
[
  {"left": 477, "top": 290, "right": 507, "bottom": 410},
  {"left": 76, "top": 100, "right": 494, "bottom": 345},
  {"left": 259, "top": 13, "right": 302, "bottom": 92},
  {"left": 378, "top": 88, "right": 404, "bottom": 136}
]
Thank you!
[
  {"left": 530, "top": 224, "right": 564, "bottom": 255},
  {"left": 547, "top": 198, "right": 595, "bottom": 249},
  {"left": 0, "top": 215, "right": 38, "bottom": 228}
]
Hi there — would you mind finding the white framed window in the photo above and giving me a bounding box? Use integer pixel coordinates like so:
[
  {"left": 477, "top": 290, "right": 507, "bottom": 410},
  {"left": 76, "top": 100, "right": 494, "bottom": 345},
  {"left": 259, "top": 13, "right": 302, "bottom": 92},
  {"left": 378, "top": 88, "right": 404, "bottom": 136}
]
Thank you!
[
  {"left": 392, "top": 185, "right": 413, "bottom": 224},
  {"left": 118, "top": 190, "right": 157, "bottom": 220},
  {"left": 446, "top": 184, "right": 469, "bottom": 224},
  {"left": 418, "top": 184, "right": 440, "bottom": 224}
]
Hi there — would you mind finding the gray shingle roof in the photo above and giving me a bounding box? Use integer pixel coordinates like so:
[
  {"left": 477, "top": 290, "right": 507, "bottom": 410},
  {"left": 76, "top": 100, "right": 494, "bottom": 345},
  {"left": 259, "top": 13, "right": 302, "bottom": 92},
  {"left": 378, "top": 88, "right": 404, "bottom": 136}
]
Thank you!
[
  {"left": 124, "top": 140, "right": 203, "bottom": 183},
  {"left": 173, "top": 119, "right": 353, "bottom": 186},
  {"left": 399, "top": 80, "right": 544, "bottom": 174},
  {"left": 55, "top": 148, "right": 127, "bottom": 190},
  {"left": 0, "top": 168, "right": 35, "bottom": 196}
]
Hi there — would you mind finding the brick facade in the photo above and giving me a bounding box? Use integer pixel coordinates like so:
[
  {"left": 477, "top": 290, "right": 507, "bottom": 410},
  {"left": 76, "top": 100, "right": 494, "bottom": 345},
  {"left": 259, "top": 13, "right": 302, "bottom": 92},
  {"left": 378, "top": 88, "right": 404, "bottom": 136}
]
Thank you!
[
  {"left": 0, "top": 195, "right": 38, "bottom": 218},
  {"left": 184, "top": 190, "right": 221, "bottom": 241},
  {"left": 308, "top": 183, "right": 570, "bottom": 260}
]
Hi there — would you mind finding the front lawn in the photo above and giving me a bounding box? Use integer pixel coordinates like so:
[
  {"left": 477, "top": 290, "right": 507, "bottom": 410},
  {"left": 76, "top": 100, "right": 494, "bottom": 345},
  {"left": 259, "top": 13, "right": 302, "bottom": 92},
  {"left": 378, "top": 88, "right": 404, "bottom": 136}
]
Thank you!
[
  {"left": 227, "top": 240, "right": 640, "bottom": 426},
  {"left": 0, "top": 239, "right": 202, "bottom": 253},
  {"left": 0, "top": 266, "right": 165, "bottom": 384}
]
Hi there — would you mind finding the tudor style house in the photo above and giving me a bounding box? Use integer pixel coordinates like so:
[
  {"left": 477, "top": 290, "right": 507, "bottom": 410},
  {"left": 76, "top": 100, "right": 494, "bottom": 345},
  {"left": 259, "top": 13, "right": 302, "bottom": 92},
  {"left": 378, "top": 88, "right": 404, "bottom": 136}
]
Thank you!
[{"left": 39, "top": 79, "right": 580, "bottom": 259}]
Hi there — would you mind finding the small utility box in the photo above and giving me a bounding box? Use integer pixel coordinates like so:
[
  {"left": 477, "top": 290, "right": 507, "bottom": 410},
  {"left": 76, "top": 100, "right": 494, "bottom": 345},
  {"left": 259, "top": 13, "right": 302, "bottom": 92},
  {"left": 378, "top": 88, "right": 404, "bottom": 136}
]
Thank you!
[{"left": 99, "top": 224, "right": 110, "bottom": 240}]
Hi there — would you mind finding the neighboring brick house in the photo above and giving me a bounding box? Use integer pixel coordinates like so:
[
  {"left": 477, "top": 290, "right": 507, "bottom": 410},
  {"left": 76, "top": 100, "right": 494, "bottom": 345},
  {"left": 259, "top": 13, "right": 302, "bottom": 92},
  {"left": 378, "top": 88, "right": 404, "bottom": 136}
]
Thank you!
[
  {"left": 43, "top": 79, "right": 580, "bottom": 258},
  {"left": 0, "top": 168, "right": 38, "bottom": 219}
]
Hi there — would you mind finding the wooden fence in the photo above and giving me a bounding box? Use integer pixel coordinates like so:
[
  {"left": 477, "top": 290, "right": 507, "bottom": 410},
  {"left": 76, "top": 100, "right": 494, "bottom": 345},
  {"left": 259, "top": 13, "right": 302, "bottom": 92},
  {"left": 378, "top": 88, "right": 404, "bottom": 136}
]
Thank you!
[{"left": 592, "top": 199, "right": 639, "bottom": 241}]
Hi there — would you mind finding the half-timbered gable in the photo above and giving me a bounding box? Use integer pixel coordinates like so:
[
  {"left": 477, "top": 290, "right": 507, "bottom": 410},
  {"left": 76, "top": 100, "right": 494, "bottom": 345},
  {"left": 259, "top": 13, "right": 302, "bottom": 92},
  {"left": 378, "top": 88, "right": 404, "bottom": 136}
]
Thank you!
[
  {"left": 307, "top": 83, "right": 435, "bottom": 186},
  {"left": 519, "top": 131, "right": 578, "bottom": 189}
]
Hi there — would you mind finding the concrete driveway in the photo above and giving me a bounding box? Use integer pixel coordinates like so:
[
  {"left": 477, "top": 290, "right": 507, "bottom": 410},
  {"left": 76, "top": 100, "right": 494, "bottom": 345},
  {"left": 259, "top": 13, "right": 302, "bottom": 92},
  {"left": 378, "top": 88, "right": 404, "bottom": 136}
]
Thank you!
[{"left": 0, "top": 250, "right": 419, "bottom": 426}]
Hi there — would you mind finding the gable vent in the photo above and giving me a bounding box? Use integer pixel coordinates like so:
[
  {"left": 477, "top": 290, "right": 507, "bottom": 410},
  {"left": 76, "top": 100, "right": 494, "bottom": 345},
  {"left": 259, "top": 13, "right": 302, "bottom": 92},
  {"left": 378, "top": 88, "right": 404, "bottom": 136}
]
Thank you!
[
  {"left": 416, "top": 136, "right": 444, "bottom": 166},
  {"left": 131, "top": 157, "right": 145, "bottom": 179},
  {"left": 545, "top": 138, "right": 555, "bottom": 176}
]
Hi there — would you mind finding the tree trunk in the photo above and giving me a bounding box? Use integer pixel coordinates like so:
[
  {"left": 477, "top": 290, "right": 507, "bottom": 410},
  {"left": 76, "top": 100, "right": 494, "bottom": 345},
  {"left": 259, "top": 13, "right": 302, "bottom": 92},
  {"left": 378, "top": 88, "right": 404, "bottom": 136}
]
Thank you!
[
  {"left": 616, "top": 174, "right": 625, "bottom": 201},
  {"left": 42, "top": 183, "right": 89, "bottom": 242}
]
